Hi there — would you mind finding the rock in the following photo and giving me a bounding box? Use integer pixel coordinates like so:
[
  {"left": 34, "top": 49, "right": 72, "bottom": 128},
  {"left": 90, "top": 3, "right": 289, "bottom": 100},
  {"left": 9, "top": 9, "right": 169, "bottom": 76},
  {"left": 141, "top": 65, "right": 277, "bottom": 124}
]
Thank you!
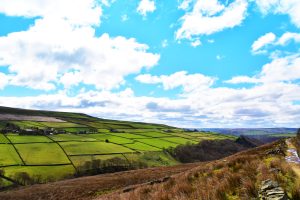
[
  {"left": 269, "top": 168, "right": 281, "bottom": 174},
  {"left": 259, "top": 179, "right": 289, "bottom": 200},
  {"left": 266, "top": 147, "right": 285, "bottom": 156}
]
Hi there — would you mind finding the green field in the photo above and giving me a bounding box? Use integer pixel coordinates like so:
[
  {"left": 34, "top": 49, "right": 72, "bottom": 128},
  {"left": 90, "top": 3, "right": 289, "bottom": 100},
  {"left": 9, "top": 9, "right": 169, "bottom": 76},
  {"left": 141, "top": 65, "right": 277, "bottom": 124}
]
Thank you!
[
  {"left": 161, "top": 137, "right": 198, "bottom": 145},
  {"left": 60, "top": 141, "right": 134, "bottom": 155},
  {"left": 0, "top": 144, "right": 22, "bottom": 166},
  {"left": 87, "top": 134, "right": 134, "bottom": 144},
  {"left": 0, "top": 106, "right": 236, "bottom": 189},
  {"left": 2, "top": 165, "right": 75, "bottom": 182},
  {"left": 134, "top": 131, "right": 173, "bottom": 138},
  {"left": 15, "top": 143, "right": 70, "bottom": 165},
  {"left": 7, "top": 135, "right": 52, "bottom": 143},
  {"left": 136, "top": 138, "right": 180, "bottom": 149},
  {"left": 0, "top": 178, "right": 13, "bottom": 188},
  {"left": 110, "top": 133, "right": 150, "bottom": 139},
  {"left": 0, "top": 134, "right": 9, "bottom": 144},
  {"left": 50, "top": 134, "right": 96, "bottom": 142},
  {"left": 70, "top": 154, "right": 127, "bottom": 167},
  {"left": 0, "top": 129, "right": 234, "bottom": 188},
  {"left": 124, "top": 142, "right": 161, "bottom": 151}
]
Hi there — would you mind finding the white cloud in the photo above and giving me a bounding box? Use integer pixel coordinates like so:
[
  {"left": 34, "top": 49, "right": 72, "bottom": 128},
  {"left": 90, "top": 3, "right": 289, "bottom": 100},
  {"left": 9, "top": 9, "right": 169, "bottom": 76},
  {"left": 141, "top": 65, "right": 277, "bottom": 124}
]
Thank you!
[
  {"left": 251, "top": 32, "right": 276, "bottom": 54},
  {"left": 1, "top": 55, "right": 300, "bottom": 128},
  {"left": 161, "top": 39, "right": 168, "bottom": 48},
  {"left": 251, "top": 32, "right": 300, "bottom": 55},
  {"left": 0, "top": 1, "right": 160, "bottom": 91},
  {"left": 191, "top": 39, "right": 201, "bottom": 47},
  {"left": 277, "top": 32, "right": 300, "bottom": 46},
  {"left": 216, "top": 54, "right": 225, "bottom": 60},
  {"left": 0, "top": 72, "right": 10, "bottom": 89},
  {"left": 225, "top": 76, "right": 259, "bottom": 84},
  {"left": 136, "top": 71, "right": 216, "bottom": 93},
  {"left": 176, "top": 0, "right": 248, "bottom": 40},
  {"left": 137, "top": 0, "right": 156, "bottom": 17},
  {"left": 226, "top": 54, "right": 300, "bottom": 84},
  {"left": 2, "top": 66, "right": 300, "bottom": 128},
  {"left": 121, "top": 14, "right": 129, "bottom": 22},
  {"left": 178, "top": 0, "right": 194, "bottom": 10},
  {"left": 0, "top": 0, "right": 105, "bottom": 26},
  {"left": 255, "top": 0, "right": 300, "bottom": 28}
]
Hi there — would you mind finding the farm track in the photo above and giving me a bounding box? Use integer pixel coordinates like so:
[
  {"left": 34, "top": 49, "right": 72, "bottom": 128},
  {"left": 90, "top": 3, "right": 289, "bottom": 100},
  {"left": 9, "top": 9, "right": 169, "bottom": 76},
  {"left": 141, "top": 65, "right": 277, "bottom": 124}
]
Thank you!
[{"left": 0, "top": 162, "right": 200, "bottom": 200}]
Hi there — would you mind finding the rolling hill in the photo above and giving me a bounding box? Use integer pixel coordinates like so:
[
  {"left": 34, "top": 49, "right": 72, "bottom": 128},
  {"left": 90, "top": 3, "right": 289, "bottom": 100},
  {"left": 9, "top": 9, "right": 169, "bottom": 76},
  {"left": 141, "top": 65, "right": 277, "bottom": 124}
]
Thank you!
[
  {"left": 1, "top": 136, "right": 299, "bottom": 200},
  {"left": 0, "top": 106, "right": 235, "bottom": 190}
]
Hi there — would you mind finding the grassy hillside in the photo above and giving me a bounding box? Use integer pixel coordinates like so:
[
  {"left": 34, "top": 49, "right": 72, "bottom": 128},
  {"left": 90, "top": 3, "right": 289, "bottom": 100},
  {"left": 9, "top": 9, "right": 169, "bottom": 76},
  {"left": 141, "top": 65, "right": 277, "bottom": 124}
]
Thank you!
[
  {"left": 0, "top": 106, "right": 235, "bottom": 189},
  {"left": 1, "top": 138, "right": 299, "bottom": 200},
  {"left": 99, "top": 139, "right": 300, "bottom": 200}
]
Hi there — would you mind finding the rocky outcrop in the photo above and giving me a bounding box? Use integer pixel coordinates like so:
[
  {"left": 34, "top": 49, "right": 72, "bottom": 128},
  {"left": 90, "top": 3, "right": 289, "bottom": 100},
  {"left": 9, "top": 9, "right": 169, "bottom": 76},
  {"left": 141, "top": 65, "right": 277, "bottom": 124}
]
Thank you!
[
  {"left": 259, "top": 179, "right": 289, "bottom": 200},
  {"left": 266, "top": 147, "right": 285, "bottom": 156}
]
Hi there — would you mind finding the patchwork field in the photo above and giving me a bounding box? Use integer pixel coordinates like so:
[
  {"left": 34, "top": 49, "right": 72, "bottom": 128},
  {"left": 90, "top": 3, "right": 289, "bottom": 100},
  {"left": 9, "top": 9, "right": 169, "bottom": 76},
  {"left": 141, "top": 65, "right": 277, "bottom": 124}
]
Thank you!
[{"left": 0, "top": 106, "right": 236, "bottom": 189}]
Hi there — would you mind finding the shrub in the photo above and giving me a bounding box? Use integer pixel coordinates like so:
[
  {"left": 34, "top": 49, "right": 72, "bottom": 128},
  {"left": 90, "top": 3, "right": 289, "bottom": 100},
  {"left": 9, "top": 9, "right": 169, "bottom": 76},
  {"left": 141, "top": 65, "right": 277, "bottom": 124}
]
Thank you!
[{"left": 14, "top": 172, "right": 32, "bottom": 185}]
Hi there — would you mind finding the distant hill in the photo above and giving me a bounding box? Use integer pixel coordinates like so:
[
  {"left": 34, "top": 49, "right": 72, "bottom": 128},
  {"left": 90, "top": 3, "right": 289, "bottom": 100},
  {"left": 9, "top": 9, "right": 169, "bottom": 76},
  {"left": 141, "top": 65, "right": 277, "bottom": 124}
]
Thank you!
[
  {"left": 201, "top": 128, "right": 298, "bottom": 136},
  {"left": 0, "top": 106, "right": 172, "bottom": 129}
]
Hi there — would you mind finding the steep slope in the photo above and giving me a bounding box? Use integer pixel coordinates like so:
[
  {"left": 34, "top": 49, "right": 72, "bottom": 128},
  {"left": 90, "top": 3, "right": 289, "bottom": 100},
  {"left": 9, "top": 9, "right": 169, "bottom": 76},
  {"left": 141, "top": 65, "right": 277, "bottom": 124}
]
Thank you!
[{"left": 98, "top": 139, "right": 300, "bottom": 200}]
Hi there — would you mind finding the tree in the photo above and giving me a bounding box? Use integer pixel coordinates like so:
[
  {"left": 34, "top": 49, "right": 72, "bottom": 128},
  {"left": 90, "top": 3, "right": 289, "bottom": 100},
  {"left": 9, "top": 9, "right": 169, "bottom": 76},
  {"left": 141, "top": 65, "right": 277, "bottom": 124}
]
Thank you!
[
  {"left": 0, "top": 169, "right": 4, "bottom": 187},
  {"left": 14, "top": 172, "right": 32, "bottom": 185}
]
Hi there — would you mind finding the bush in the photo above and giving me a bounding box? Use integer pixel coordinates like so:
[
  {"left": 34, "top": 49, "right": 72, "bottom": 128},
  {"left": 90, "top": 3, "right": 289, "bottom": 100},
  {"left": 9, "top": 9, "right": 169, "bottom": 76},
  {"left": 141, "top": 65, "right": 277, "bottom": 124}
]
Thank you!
[
  {"left": 76, "top": 157, "right": 148, "bottom": 176},
  {"left": 167, "top": 139, "right": 248, "bottom": 163},
  {"left": 14, "top": 172, "right": 32, "bottom": 185}
]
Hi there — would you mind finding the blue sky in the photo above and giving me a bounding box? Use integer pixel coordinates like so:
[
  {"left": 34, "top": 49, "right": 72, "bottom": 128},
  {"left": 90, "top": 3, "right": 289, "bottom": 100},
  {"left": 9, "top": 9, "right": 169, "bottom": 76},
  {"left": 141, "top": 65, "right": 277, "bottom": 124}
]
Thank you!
[{"left": 0, "top": 0, "right": 300, "bottom": 128}]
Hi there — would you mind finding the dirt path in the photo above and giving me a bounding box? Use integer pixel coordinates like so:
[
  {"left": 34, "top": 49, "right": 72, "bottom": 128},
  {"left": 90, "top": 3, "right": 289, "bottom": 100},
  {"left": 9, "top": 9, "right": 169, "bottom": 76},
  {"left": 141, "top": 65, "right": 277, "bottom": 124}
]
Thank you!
[{"left": 285, "top": 139, "right": 300, "bottom": 177}]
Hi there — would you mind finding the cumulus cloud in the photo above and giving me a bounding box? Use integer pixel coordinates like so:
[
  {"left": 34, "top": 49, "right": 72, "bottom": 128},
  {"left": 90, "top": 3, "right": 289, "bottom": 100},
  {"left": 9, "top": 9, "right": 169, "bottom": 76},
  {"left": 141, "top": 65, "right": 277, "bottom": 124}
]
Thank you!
[
  {"left": 277, "top": 32, "right": 300, "bottom": 46},
  {"left": 178, "top": 0, "right": 194, "bottom": 10},
  {"left": 255, "top": 0, "right": 300, "bottom": 28},
  {"left": 0, "top": 1, "right": 160, "bottom": 91},
  {"left": 191, "top": 39, "right": 201, "bottom": 47},
  {"left": 176, "top": 0, "right": 248, "bottom": 40},
  {"left": 226, "top": 54, "right": 300, "bottom": 84},
  {"left": 0, "top": 0, "right": 104, "bottom": 26},
  {"left": 225, "top": 76, "right": 259, "bottom": 84},
  {"left": 251, "top": 32, "right": 276, "bottom": 54},
  {"left": 137, "top": 0, "right": 156, "bottom": 17},
  {"left": 136, "top": 71, "right": 216, "bottom": 93},
  {"left": 0, "top": 72, "right": 10, "bottom": 89},
  {"left": 251, "top": 32, "right": 300, "bottom": 54},
  {"left": 1, "top": 72, "right": 300, "bottom": 128},
  {"left": 1, "top": 55, "right": 300, "bottom": 128}
]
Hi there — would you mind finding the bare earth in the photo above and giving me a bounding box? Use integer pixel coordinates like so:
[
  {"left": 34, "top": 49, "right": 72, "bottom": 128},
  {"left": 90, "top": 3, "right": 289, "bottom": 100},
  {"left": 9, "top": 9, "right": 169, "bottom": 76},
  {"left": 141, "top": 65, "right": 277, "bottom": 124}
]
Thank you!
[{"left": 0, "top": 114, "right": 65, "bottom": 122}]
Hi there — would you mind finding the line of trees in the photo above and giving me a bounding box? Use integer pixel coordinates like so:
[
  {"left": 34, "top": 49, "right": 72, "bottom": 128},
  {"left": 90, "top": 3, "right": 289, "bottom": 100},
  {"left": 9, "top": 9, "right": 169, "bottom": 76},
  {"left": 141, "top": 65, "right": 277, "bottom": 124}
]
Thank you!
[{"left": 76, "top": 157, "right": 148, "bottom": 176}]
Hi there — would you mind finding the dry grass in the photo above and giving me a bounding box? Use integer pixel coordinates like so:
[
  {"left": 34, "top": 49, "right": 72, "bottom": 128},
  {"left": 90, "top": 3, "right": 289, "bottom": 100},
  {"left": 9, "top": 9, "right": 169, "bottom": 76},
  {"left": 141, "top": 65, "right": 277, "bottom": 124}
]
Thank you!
[
  {"left": 0, "top": 163, "right": 199, "bottom": 200},
  {"left": 99, "top": 140, "right": 298, "bottom": 200}
]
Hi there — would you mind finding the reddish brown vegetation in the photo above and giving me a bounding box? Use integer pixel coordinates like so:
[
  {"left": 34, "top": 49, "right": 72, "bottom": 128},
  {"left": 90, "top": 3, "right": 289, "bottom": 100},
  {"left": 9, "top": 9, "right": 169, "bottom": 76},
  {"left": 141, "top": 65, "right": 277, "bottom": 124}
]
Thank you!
[
  {"left": 98, "top": 140, "right": 298, "bottom": 200},
  {"left": 0, "top": 163, "right": 198, "bottom": 200}
]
